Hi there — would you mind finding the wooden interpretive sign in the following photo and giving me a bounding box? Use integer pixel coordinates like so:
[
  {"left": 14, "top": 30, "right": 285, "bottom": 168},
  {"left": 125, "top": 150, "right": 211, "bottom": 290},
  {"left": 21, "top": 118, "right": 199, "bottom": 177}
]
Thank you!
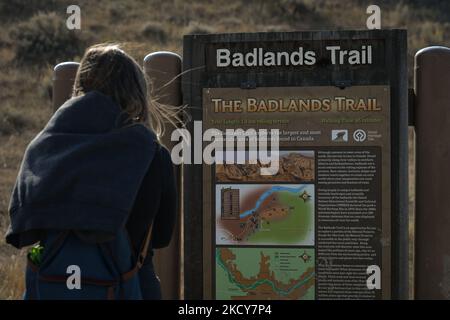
[{"left": 182, "top": 30, "right": 408, "bottom": 300}]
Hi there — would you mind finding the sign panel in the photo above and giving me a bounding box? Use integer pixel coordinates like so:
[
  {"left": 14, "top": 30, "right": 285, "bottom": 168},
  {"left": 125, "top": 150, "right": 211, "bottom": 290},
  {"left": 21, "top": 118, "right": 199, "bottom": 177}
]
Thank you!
[
  {"left": 202, "top": 86, "right": 390, "bottom": 299},
  {"left": 182, "top": 30, "right": 408, "bottom": 299}
]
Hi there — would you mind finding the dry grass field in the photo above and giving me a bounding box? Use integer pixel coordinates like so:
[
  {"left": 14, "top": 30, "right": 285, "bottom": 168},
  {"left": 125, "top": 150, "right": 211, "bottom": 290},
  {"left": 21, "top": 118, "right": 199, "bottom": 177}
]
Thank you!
[{"left": 0, "top": 0, "right": 449, "bottom": 299}]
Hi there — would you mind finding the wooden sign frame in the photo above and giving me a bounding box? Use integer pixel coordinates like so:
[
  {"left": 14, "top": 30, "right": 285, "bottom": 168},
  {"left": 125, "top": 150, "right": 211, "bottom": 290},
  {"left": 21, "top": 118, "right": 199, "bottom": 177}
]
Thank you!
[{"left": 182, "top": 30, "right": 408, "bottom": 300}]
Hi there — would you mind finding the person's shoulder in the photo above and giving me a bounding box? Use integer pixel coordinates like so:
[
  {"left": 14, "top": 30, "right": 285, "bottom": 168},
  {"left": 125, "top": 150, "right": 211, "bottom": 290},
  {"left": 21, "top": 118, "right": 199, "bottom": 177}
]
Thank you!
[
  {"left": 157, "top": 143, "right": 173, "bottom": 165},
  {"left": 124, "top": 124, "right": 158, "bottom": 147},
  {"left": 157, "top": 144, "right": 175, "bottom": 189}
]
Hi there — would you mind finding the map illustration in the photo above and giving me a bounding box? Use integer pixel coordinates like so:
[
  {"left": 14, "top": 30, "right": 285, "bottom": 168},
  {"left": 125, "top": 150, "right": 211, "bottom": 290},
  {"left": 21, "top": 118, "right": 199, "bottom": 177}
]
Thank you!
[
  {"left": 216, "top": 247, "right": 315, "bottom": 300},
  {"left": 216, "top": 184, "right": 314, "bottom": 246}
]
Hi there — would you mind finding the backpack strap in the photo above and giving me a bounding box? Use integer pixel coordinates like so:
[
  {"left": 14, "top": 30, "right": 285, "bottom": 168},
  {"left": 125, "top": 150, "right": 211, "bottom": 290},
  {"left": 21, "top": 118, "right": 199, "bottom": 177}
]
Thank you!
[
  {"left": 137, "top": 222, "right": 154, "bottom": 268},
  {"left": 121, "top": 222, "right": 153, "bottom": 281}
]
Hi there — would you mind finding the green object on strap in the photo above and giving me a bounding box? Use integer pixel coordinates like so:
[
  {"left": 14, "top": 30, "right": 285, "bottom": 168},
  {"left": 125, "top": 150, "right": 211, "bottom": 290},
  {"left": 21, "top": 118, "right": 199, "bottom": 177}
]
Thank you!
[{"left": 28, "top": 245, "right": 44, "bottom": 266}]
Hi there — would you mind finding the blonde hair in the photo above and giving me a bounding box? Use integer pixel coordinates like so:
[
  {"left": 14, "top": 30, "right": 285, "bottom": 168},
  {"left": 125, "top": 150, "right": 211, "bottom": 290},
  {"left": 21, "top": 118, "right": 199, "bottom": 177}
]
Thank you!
[{"left": 72, "top": 43, "right": 182, "bottom": 136}]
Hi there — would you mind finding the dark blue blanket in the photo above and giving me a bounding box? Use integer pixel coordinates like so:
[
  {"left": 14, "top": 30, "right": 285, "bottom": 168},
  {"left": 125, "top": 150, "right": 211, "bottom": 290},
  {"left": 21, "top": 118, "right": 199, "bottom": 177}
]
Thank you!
[{"left": 6, "top": 91, "right": 157, "bottom": 248}]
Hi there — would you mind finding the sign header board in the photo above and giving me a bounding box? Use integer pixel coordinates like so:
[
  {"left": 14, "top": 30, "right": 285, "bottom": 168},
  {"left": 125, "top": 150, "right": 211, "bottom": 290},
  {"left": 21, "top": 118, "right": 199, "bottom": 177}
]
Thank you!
[{"left": 206, "top": 39, "right": 385, "bottom": 71}]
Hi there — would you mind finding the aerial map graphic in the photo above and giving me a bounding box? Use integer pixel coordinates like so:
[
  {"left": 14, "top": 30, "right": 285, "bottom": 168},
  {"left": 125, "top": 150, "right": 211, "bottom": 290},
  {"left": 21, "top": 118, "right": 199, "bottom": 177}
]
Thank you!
[
  {"left": 216, "top": 184, "right": 314, "bottom": 246},
  {"left": 215, "top": 247, "right": 315, "bottom": 300},
  {"left": 215, "top": 151, "right": 315, "bottom": 183}
]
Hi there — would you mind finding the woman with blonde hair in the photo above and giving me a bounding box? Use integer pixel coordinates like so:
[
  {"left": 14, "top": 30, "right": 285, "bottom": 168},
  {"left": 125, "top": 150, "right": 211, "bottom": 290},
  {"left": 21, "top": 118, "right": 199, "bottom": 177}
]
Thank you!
[{"left": 6, "top": 44, "right": 177, "bottom": 300}]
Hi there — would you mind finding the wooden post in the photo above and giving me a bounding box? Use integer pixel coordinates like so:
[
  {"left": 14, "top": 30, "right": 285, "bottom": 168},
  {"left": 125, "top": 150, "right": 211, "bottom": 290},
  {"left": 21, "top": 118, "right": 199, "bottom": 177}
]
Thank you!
[
  {"left": 143, "top": 51, "right": 183, "bottom": 299},
  {"left": 52, "top": 62, "right": 79, "bottom": 111},
  {"left": 414, "top": 46, "right": 450, "bottom": 299}
]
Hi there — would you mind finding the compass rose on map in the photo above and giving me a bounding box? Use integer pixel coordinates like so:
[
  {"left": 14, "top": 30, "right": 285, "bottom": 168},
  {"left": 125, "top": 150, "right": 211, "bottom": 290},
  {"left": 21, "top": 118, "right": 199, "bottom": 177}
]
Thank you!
[
  {"left": 300, "top": 251, "right": 312, "bottom": 263},
  {"left": 299, "top": 190, "right": 311, "bottom": 202}
]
